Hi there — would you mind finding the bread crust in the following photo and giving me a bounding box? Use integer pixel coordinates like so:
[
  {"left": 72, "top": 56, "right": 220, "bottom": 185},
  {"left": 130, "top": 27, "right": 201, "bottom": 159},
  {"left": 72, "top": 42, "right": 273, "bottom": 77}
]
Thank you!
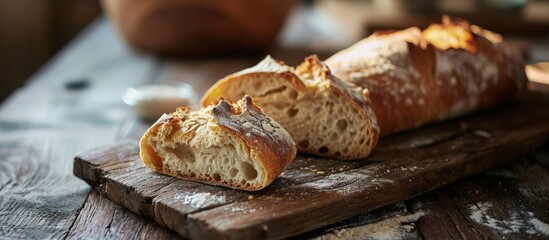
[
  {"left": 201, "top": 56, "right": 307, "bottom": 105},
  {"left": 140, "top": 96, "right": 296, "bottom": 191},
  {"left": 326, "top": 16, "right": 527, "bottom": 134}
]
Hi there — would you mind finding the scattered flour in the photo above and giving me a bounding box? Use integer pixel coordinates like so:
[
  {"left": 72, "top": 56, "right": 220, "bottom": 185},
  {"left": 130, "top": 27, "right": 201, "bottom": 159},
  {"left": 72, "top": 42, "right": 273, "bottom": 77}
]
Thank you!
[
  {"left": 473, "top": 130, "right": 491, "bottom": 138},
  {"left": 317, "top": 212, "right": 426, "bottom": 240},
  {"left": 400, "top": 166, "right": 419, "bottom": 171},
  {"left": 528, "top": 218, "right": 549, "bottom": 235},
  {"left": 469, "top": 202, "right": 549, "bottom": 236},
  {"left": 302, "top": 168, "right": 393, "bottom": 192},
  {"left": 174, "top": 192, "right": 226, "bottom": 209}
]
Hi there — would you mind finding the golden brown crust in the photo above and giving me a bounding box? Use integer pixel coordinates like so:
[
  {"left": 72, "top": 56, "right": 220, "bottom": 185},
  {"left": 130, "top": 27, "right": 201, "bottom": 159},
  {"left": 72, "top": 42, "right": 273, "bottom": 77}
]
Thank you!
[
  {"left": 201, "top": 56, "right": 307, "bottom": 106},
  {"left": 140, "top": 113, "right": 172, "bottom": 171},
  {"left": 139, "top": 96, "right": 296, "bottom": 191},
  {"left": 326, "top": 16, "right": 527, "bottom": 135}
]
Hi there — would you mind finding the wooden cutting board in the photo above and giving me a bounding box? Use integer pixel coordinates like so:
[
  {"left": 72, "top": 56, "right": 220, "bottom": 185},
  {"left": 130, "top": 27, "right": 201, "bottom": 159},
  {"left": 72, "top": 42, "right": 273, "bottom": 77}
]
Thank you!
[{"left": 73, "top": 93, "right": 549, "bottom": 239}]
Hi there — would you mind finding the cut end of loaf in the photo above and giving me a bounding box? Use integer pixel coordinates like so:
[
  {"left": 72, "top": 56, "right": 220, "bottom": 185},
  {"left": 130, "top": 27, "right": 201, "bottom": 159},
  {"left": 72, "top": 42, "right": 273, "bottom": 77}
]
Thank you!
[
  {"left": 201, "top": 55, "right": 379, "bottom": 160},
  {"left": 295, "top": 56, "right": 379, "bottom": 159},
  {"left": 139, "top": 96, "right": 296, "bottom": 191}
]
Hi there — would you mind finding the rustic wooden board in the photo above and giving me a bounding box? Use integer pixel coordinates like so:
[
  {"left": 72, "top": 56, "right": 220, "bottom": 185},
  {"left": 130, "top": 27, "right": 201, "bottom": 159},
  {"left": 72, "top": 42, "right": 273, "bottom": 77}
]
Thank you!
[{"left": 73, "top": 95, "right": 549, "bottom": 239}]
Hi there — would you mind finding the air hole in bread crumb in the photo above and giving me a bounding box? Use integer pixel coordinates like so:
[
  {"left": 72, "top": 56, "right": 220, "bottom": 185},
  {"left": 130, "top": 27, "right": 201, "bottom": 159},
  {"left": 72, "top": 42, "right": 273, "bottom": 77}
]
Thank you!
[
  {"left": 288, "top": 89, "right": 298, "bottom": 99},
  {"left": 223, "top": 158, "right": 229, "bottom": 165},
  {"left": 337, "top": 119, "right": 348, "bottom": 132},
  {"left": 335, "top": 151, "right": 341, "bottom": 157},
  {"left": 189, "top": 172, "right": 196, "bottom": 178},
  {"left": 241, "top": 162, "right": 258, "bottom": 181},
  {"left": 229, "top": 168, "right": 238, "bottom": 178},
  {"left": 287, "top": 108, "right": 298, "bottom": 118},
  {"left": 172, "top": 144, "right": 195, "bottom": 163},
  {"left": 298, "top": 140, "right": 310, "bottom": 148},
  {"left": 252, "top": 81, "right": 262, "bottom": 90},
  {"left": 359, "top": 137, "right": 366, "bottom": 144},
  {"left": 319, "top": 146, "right": 329, "bottom": 153},
  {"left": 166, "top": 125, "right": 181, "bottom": 142},
  {"left": 271, "top": 102, "right": 286, "bottom": 110},
  {"left": 144, "top": 144, "right": 163, "bottom": 168},
  {"left": 212, "top": 173, "right": 221, "bottom": 181},
  {"left": 331, "top": 132, "right": 339, "bottom": 140}
]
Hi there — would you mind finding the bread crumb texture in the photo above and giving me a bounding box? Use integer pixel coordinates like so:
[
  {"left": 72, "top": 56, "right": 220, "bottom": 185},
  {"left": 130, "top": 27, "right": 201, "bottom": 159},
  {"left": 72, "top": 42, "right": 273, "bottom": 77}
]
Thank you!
[{"left": 140, "top": 96, "right": 296, "bottom": 191}]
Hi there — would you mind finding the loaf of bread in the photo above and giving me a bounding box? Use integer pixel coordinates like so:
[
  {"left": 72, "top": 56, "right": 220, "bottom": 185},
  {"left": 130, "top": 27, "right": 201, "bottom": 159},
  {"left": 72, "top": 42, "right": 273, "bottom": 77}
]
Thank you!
[
  {"left": 201, "top": 17, "right": 526, "bottom": 160},
  {"left": 139, "top": 96, "right": 297, "bottom": 191},
  {"left": 202, "top": 55, "right": 380, "bottom": 160},
  {"left": 326, "top": 16, "right": 527, "bottom": 134}
]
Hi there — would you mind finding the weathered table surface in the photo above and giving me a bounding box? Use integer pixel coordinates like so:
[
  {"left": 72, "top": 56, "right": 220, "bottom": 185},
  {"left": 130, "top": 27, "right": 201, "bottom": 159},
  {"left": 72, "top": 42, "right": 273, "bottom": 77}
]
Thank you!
[
  {"left": 1, "top": 15, "right": 549, "bottom": 240},
  {"left": 73, "top": 95, "right": 549, "bottom": 239}
]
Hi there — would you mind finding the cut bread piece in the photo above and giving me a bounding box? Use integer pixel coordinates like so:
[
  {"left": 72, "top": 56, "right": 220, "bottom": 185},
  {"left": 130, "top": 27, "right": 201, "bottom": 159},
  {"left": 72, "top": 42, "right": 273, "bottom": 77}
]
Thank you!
[
  {"left": 139, "top": 96, "right": 297, "bottom": 191},
  {"left": 202, "top": 55, "right": 379, "bottom": 160}
]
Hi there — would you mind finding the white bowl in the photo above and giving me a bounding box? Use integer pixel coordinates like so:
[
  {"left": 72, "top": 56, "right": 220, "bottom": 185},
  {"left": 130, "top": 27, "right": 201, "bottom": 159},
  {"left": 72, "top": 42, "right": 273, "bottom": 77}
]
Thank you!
[{"left": 123, "top": 82, "right": 198, "bottom": 120}]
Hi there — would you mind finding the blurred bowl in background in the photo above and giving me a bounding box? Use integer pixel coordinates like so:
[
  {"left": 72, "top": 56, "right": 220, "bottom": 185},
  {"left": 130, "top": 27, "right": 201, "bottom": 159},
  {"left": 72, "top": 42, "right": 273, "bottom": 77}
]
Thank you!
[
  {"left": 101, "top": 0, "right": 296, "bottom": 56},
  {"left": 123, "top": 82, "right": 198, "bottom": 120}
]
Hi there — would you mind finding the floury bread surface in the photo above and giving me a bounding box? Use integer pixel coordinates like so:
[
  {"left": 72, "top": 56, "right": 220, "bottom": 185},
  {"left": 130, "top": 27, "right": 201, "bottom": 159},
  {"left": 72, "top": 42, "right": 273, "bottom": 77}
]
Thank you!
[
  {"left": 326, "top": 16, "right": 527, "bottom": 134},
  {"left": 139, "top": 96, "right": 296, "bottom": 191},
  {"left": 202, "top": 55, "right": 380, "bottom": 160}
]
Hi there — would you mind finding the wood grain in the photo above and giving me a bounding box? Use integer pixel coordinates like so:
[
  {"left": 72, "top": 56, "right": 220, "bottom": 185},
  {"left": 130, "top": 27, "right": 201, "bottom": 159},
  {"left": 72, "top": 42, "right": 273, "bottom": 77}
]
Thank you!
[
  {"left": 408, "top": 156, "right": 549, "bottom": 239},
  {"left": 74, "top": 95, "right": 549, "bottom": 239},
  {"left": 0, "top": 18, "right": 157, "bottom": 239},
  {"left": 67, "top": 190, "right": 178, "bottom": 239},
  {"left": 0, "top": 146, "right": 88, "bottom": 238},
  {"left": 294, "top": 202, "right": 420, "bottom": 239}
]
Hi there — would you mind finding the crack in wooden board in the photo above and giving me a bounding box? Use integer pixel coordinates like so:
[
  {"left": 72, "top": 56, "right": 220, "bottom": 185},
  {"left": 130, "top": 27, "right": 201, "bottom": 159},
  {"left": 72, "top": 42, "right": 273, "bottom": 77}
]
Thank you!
[{"left": 73, "top": 96, "right": 549, "bottom": 239}]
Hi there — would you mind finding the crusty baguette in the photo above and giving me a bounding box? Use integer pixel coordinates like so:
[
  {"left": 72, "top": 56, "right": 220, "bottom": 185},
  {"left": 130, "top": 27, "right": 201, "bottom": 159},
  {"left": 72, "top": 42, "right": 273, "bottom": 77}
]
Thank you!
[
  {"left": 202, "top": 55, "right": 380, "bottom": 160},
  {"left": 325, "top": 16, "right": 527, "bottom": 134},
  {"left": 140, "top": 96, "right": 296, "bottom": 191}
]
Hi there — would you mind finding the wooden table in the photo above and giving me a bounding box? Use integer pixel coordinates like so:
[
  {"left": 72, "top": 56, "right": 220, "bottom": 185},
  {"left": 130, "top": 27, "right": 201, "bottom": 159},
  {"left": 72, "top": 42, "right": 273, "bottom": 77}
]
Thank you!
[{"left": 1, "top": 17, "right": 548, "bottom": 239}]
